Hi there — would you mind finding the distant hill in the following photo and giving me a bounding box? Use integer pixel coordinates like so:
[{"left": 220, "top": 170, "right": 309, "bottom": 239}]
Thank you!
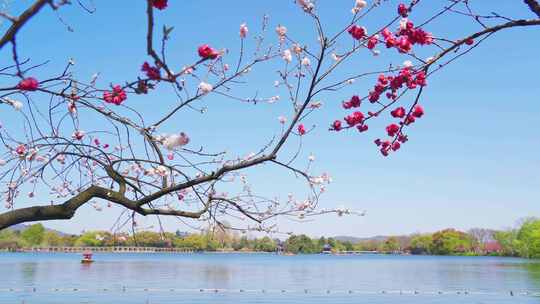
[
  {"left": 6, "top": 223, "right": 70, "bottom": 236},
  {"left": 7, "top": 224, "right": 28, "bottom": 232}
]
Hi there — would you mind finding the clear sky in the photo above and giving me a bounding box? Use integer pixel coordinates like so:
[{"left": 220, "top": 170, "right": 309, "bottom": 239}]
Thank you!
[{"left": 1, "top": 0, "right": 539, "bottom": 238}]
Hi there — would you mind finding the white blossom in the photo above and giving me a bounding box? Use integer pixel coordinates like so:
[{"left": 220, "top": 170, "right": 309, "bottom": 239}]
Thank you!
[
  {"left": 12, "top": 100, "right": 23, "bottom": 111},
  {"left": 155, "top": 165, "right": 169, "bottom": 177},
  {"left": 275, "top": 25, "right": 287, "bottom": 37},
  {"left": 282, "top": 49, "right": 293, "bottom": 63},
  {"left": 198, "top": 82, "right": 213, "bottom": 94},
  {"left": 297, "top": 0, "right": 315, "bottom": 12},
  {"left": 162, "top": 132, "right": 190, "bottom": 150},
  {"left": 292, "top": 44, "right": 303, "bottom": 54},
  {"left": 4, "top": 98, "right": 23, "bottom": 111},
  {"left": 352, "top": 0, "right": 367, "bottom": 13},
  {"left": 269, "top": 96, "right": 280, "bottom": 103},
  {"left": 400, "top": 18, "right": 408, "bottom": 30}
]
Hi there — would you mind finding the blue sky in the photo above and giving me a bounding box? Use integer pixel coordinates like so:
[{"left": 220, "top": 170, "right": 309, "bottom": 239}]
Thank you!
[{"left": 1, "top": 0, "right": 539, "bottom": 237}]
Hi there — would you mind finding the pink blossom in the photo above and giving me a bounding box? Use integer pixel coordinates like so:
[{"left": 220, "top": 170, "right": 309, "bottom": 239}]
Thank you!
[{"left": 239, "top": 23, "right": 248, "bottom": 38}]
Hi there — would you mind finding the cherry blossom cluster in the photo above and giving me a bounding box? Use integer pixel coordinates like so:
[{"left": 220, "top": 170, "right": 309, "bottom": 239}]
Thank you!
[
  {"left": 369, "top": 68, "right": 427, "bottom": 103},
  {"left": 347, "top": 3, "right": 433, "bottom": 55},
  {"left": 381, "top": 19, "right": 433, "bottom": 54},
  {"left": 141, "top": 62, "right": 161, "bottom": 80},
  {"left": 328, "top": 3, "right": 436, "bottom": 156},
  {"left": 103, "top": 85, "right": 127, "bottom": 105}
]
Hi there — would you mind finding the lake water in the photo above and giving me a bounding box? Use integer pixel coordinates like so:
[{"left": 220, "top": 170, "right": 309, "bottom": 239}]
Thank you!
[{"left": 0, "top": 252, "right": 539, "bottom": 303}]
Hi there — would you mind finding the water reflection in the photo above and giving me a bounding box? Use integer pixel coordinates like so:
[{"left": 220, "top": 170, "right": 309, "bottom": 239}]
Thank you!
[
  {"left": 20, "top": 263, "right": 37, "bottom": 286},
  {"left": 201, "top": 264, "right": 232, "bottom": 287},
  {"left": 524, "top": 261, "right": 540, "bottom": 287},
  {"left": 2, "top": 253, "right": 540, "bottom": 304}
]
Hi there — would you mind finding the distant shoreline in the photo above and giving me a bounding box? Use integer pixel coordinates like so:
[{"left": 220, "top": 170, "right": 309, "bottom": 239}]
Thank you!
[
  {"left": 0, "top": 247, "right": 402, "bottom": 255},
  {"left": 0, "top": 247, "right": 516, "bottom": 258}
]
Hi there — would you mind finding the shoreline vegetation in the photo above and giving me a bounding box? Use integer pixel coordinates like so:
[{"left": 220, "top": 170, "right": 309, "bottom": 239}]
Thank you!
[{"left": 1, "top": 218, "right": 539, "bottom": 258}]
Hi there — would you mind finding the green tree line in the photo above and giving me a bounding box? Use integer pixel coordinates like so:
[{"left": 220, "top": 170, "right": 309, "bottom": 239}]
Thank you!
[
  {"left": 0, "top": 225, "right": 280, "bottom": 253},
  {"left": 285, "top": 219, "right": 540, "bottom": 258},
  {"left": 1, "top": 218, "right": 539, "bottom": 258}
]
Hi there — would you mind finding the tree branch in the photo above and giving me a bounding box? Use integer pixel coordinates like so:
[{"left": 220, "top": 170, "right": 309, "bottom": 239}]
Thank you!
[
  {"left": 524, "top": 0, "right": 540, "bottom": 18},
  {"left": 0, "top": 185, "right": 105, "bottom": 230},
  {"left": 0, "top": 0, "right": 49, "bottom": 50}
]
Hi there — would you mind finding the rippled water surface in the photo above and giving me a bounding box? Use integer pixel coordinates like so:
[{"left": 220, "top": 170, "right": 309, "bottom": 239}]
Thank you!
[{"left": 1, "top": 252, "right": 539, "bottom": 303}]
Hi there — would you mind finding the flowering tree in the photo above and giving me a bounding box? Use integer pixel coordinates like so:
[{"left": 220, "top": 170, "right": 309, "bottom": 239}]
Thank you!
[{"left": 0, "top": 0, "right": 539, "bottom": 232}]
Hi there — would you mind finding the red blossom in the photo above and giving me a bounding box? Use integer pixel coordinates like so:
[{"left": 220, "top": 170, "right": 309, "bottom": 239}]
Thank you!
[
  {"left": 378, "top": 74, "right": 388, "bottom": 85},
  {"left": 391, "top": 142, "right": 401, "bottom": 151},
  {"left": 368, "top": 91, "right": 380, "bottom": 103},
  {"left": 382, "top": 28, "right": 392, "bottom": 39},
  {"left": 412, "top": 105, "right": 424, "bottom": 118},
  {"left": 415, "top": 71, "right": 427, "bottom": 87},
  {"left": 367, "top": 36, "right": 378, "bottom": 49},
  {"left": 380, "top": 140, "right": 392, "bottom": 156},
  {"left": 465, "top": 38, "right": 474, "bottom": 45},
  {"left": 398, "top": 3, "right": 409, "bottom": 17},
  {"left": 385, "top": 36, "right": 397, "bottom": 48},
  {"left": 198, "top": 44, "right": 219, "bottom": 60},
  {"left": 141, "top": 62, "right": 161, "bottom": 80},
  {"left": 391, "top": 107, "right": 406, "bottom": 118},
  {"left": 343, "top": 95, "right": 361, "bottom": 109},
  {"left": 386, "top": 123, "right": 400, "bottom": 136},
  {"left": 410, "top": 28, "right": 433, "bottom": 45},
  {"left": 17, "top": 77, "right": 39, "bottom": 91},
  {"left": 398, "top": 134, "right": 408, "bottom": 143},
  {"left": 297, "top": 124, "right": 306, "bottom": 135},
  {"left": 347, "top": 25, "right": 367, "bottom": 40},
  {"left": 15, "top": 144, "right": 26, "bottom": 156},
  {"left": 152, "top": 0, "right": 168, "bottom": 10},
  {"left": 103, "top": 85, "right": 127, "bottom": 105},
  {"left": 344, "top": 111, "right": 364, "bottom": 127},
  {"left": 404, "top": 115, "right": 416, "bottom": 125},
  {"left": 398, "top": 36, "right": 412, "bottom": 53},
  {"left": 332, "top": 120, "right": 342, "bottom": 131},
  {"left": 357, "top": 124, "right": 368, "bottom": 132}
]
